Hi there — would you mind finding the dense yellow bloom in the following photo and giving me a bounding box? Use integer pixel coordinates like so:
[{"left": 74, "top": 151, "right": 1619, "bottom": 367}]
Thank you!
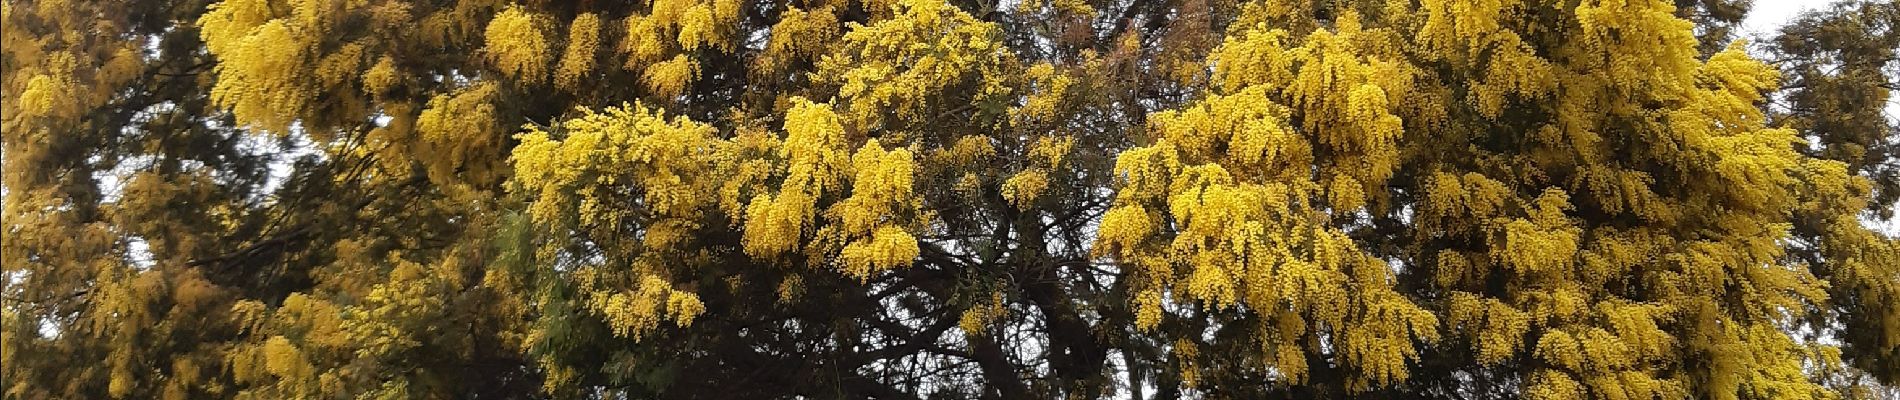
[
  {"left": 743, "top": 102, "right": 923, "bottom": 278},
  {"left": 512, "top": 102, "right": 720, "bottom": 226},
  {"left": 758, "top": 6, "right": 839, "bottom": 75},
  {"left": 16, "top": 0, "right": 1899, "bottom": 398},
  {"left": 743, "top": 98, "right": 849, "bottom": 258},
  {"left": 485, "top": 6, "right": 550, "bottom": 82},
  {"left": 18, "top": 73, "right": 73, "bottom": 118},
  {"left": 958, "top": 290, "right": 1009, "bottom": 335},
  {"left": 360, "top": 56, "right": 399, "bottom": 96},
  {"left": 415, "top": 82, "right": 503, "bottom": 188},
  {"left": 1001, "top": 169, "right": 1049, "bottom": 209},
  {"left": 840, "top": 225, "right": 921, "bottom": 280},
  {"left": 1099, "top": 13, "right": 1440, "bottom": 390},
  {"left": 554, "top": 13, "right": 601, "bottom": 91},
  {"left": 643, "top": 54, "right": 697, "bottom": 99},
  {"left": 816, "top": 0, "right": 1011, "bottom": 126},
  {"left": 204, "top": 20, "right": 314, "bottom": 133},
  {"left": 590, "top": 275, "right": 704, "bottom": 340}
]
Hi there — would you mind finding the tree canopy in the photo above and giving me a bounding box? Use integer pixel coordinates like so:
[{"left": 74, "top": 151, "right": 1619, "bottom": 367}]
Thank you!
[{"left": 3, "top": 0, "right": 1898, "bottom": 398}]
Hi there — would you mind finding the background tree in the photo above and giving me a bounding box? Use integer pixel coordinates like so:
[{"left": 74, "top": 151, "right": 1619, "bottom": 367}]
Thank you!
[
  {"left": 3, "top": 0, "right": 1897, "bottom": 399},
  {"left": 1767, "top": 1, "right": 1900, "bottom": 396}
]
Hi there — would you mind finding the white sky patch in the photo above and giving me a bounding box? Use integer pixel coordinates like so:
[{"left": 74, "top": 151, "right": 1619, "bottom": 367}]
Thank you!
[
  {"left": 250, "top": 123, "right": 321, "bottom": 201},
  {"left": 1740, "top": 0, "right": 1837, "bottom": 39},
  {"left": 126, "top": 236, "right": 155, "bottom": 270}
]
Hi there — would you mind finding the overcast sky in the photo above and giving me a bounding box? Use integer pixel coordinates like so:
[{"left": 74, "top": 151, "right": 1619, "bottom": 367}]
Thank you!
[{"left": 1743, "top": 0, "right": 1838, "bottom": 37}]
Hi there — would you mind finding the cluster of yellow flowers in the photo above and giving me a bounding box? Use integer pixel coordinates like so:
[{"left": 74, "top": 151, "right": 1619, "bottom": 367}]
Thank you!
[
  {"left": 835, "top": 143, "right": 921, "bottom": 279},
  {"left": 513, "top": 103, "right": 717, "bottom": 226},
  {"left": 15, "top": 52, "right": 98, "bottom": 120},
  {"left": 589, "top": 275, "right": 706, "bottom": 340},
  {"left": 130, "top": 0, "right": 1897, "bottom": 396},
  {"left": 1392, "top": 0, "right": 1854, "bottom": 396},
  {"left": 1002, "top": 136, "right": 1077, "bottom": 209},
  {"left": 743, "top": 98, "right": 851, "bottom": 259},
  {"left": 958, "top": 290, "right": 1009, "bottom": 335},
  {"left": 416, "top": 82, "right": 503, "bottom": 187},
  {"left": 202, "top": 16, "right": 314, "bottom": 133},
  {"left": 816, "top": 0, "right": 1011, "bottom": 127},
  {"left": 221, "top": 252, "right": 475, "bottom": 399},
  {"left": 644, "top": 55, "right": 698, "bottom": 99},
  {"left": 1096, "top": 10, "right": 1441, "bottom": 390},
  {"left": 553, "top": 13, "right": 601, "bottom": 91},
  {"left": 485, "top": 6, "right": 549, "bottom": 82},
  {"left": 509, "top": 104, "right": 725, "bottom": 341},
  {"left": 231, "top": 291, "right": 347, "bottom": 398},
  {"left": 621, "top": 0, "right": 743, "bottom": 96},
  {"left": 757, "top": 5, "right": 840, "bottom": 76},
  {"left": 1001, "top": 169, "right": 1050, "bottom": 210}
]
